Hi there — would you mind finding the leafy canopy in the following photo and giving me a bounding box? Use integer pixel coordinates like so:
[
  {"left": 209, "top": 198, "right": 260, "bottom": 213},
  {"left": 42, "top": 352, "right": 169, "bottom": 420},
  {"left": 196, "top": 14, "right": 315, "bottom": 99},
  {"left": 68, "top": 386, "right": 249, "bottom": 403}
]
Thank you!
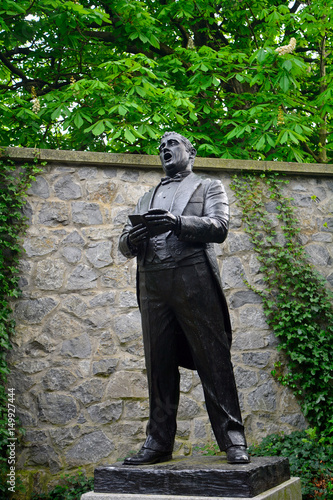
[{"left": 0, "top": 0, "right": 332, "bottom": 162}]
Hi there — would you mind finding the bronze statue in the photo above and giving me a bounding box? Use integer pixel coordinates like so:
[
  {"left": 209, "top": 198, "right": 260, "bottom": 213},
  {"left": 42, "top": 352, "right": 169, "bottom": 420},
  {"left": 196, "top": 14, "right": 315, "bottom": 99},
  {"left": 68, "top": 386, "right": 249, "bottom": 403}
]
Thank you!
[{"left": 119, "top": 132, "right": 249, "bottom": 465}]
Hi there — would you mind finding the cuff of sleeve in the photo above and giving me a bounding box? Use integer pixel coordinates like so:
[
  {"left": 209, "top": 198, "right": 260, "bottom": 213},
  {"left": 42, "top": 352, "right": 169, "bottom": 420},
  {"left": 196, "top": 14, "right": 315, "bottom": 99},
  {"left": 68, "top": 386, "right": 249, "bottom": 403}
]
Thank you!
[
  {"left": 174, "top": 216, "right": 182, "bottom": 236},
  {"left": 127, "top": 235, "right": 138, "bottom": 255}
]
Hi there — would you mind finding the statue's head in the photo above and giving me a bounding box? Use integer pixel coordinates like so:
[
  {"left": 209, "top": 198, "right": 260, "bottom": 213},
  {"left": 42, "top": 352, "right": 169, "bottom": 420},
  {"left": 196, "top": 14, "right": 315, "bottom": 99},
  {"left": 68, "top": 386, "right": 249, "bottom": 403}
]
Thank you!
[{"left": 159, "top": 132, "right": 197, "bottom": 176}]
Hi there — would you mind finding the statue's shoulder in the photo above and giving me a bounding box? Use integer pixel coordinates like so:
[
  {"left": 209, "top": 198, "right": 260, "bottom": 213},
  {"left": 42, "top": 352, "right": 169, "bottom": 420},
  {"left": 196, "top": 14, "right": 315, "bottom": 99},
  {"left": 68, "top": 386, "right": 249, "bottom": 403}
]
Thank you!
[
  {"left": 136, "top": 186, "right": 155, "bottom": 210},
  {"left": 192, "top": 172, "right": 223, "bottom": 189},
  {"left": 142, "top": 186, "right": 155, "bottom": 197}
]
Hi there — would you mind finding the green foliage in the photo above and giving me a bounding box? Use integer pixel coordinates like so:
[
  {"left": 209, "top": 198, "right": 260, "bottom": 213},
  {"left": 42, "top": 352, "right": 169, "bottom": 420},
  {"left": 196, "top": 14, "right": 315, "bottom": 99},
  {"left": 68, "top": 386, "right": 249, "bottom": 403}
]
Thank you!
[
  {"left": 0, "top": 155, "right": 42, "bottom": 495},
  {"left": 249, "top": 429, "right": 333, "bottom": 499},
  {"left": 230, "top": 172, "right": 333, "bottom": 435},
  {"left": 0, "top": 0, "right": 332, "bottom": 162},
  {"left": 31, "top": 470, "right": 94, "bottom": 500},
  {"left": 194, "top": 443, "right": 221, "bottom": 456}
]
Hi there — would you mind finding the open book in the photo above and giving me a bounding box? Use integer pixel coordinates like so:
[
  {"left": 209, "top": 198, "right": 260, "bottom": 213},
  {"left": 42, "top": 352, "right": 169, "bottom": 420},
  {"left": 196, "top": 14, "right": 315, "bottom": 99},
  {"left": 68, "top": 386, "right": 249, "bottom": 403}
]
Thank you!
[{"left": 129, "top": 209, "right": 169, "bottom": 237}]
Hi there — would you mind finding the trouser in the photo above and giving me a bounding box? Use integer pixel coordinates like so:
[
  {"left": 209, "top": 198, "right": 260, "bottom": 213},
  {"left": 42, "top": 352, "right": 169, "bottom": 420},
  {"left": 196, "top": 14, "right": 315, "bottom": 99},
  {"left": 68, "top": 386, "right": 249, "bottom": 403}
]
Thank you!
[{"left": 138, "top": 261, "right": 246, "bottom": 452}]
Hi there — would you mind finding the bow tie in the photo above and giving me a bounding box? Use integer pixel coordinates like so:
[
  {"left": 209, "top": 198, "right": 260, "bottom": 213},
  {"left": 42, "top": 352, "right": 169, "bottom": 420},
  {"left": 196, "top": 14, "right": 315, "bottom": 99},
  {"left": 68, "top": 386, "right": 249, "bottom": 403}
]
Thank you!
[{"left": 160, "top": 171, "right": 190, "bottom": 185}]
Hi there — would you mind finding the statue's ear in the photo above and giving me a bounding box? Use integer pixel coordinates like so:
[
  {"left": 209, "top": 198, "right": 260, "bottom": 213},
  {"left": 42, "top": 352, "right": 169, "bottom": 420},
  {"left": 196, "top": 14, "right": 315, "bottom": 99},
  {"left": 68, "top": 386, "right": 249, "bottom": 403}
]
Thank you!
[{"left": 190, "top": 147, "right": 197, "bottom": 158}]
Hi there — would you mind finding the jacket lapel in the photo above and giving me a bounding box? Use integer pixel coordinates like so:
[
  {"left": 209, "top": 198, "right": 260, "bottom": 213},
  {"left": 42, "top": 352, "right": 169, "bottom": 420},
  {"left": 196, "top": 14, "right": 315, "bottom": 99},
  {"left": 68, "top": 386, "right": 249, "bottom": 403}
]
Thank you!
[
  {"left": 140, "top": 173, "right": 202, "bottom": 215},
  {"left": 170, "top": 172, "right": 202, "bottom": 215}
]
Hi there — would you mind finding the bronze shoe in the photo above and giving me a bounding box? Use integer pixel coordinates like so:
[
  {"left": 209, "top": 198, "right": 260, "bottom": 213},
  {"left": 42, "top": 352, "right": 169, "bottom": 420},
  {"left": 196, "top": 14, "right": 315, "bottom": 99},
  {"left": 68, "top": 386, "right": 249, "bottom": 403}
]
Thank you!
[
  {"left": 226, "top": 445, "right": 250, "bottom": 464},
  {"left": 123, "top": 447, "right": 172, "bottom": 466}
]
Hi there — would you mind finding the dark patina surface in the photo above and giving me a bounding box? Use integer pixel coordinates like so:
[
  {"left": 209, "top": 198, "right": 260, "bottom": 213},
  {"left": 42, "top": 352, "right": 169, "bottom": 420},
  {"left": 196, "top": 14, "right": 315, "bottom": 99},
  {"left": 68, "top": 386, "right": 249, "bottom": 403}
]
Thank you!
[
  {"left": 94, "top": 455, "right": 290, "bottom": 498},
  {"left": 118, "top": 133, "right": 248, "bottom": 464}
]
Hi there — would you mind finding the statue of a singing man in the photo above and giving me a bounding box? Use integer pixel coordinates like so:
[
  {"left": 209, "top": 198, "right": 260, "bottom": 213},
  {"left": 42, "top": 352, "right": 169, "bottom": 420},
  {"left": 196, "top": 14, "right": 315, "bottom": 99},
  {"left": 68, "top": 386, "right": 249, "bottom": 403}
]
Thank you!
[{"left": 119, "top": 132, "right": 249, "bottom": 465}]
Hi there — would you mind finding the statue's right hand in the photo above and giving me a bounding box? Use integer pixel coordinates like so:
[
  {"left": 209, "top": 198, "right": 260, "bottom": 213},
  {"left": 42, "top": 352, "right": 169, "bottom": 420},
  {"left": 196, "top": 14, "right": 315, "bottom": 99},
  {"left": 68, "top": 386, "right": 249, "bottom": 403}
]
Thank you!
[{"left": 128, "top": 223, "right": 149, "bottom": 247}]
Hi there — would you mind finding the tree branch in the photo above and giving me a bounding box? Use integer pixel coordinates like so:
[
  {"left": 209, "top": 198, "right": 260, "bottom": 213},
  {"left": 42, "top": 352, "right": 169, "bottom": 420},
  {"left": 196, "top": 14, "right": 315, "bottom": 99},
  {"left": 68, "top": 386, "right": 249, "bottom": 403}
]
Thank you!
[
  {"left": 302, "top": 142, "right": 320, "bottom": 162},
  {"left": 289, "top": 1, "right": 301, "bottom": 14},
  {"left": 82, "top": 30, "right": 175, "bottom": 58},
  {"left": 3, "top": 0, "right": 36, "bottom": 21},
  {"left": 4, "top": 48, "right": 32, "bottom": 58},
  {"left": 0, "top": 53, "right": 27, "bottom": 80},
  {"left": 296, "top": 47, "right": 319, "bottom": 53},
  {"left": 174, "top": 22, "right": 190, "bottom": 48},
  {"left": 302, "top": 57, "right": 318, "bottom": 63},
  {"left": 192, "top": 20, "right": 210, "bottom": 48},
  {"left": 207, "top": 15, "right": 229, "bottom": 46},
  {"left": 245, "top": 8, "right": 260, "bottom": 50}
]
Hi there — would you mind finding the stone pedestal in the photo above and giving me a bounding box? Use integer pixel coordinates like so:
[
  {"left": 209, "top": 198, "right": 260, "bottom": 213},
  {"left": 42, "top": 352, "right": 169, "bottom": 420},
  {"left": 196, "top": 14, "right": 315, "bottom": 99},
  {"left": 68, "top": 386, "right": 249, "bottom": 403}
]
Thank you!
[
  {"left": 81, "top": 477, "right": 301, "bottom": 499},
  {"left": 84, "top": 456, "right": 297, "bottom": 499}
]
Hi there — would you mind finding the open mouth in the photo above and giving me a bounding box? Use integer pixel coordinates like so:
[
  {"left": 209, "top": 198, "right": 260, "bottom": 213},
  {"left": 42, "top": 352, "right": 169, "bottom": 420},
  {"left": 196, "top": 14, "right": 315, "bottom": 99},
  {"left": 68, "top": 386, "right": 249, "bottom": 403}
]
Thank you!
[{"left": 164, "top": 152, "right": 172, "bottom": 161}]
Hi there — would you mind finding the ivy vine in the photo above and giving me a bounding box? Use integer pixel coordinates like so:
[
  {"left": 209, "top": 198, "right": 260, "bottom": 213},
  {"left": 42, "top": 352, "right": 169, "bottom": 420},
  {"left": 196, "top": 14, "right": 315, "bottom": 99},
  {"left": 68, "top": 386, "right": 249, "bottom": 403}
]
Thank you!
[
  {"left": 0, "top": 155, "right": 42, "bottom": 491},
  {"left": 230, "top": 172, "right": 333, "bottom": 436}
]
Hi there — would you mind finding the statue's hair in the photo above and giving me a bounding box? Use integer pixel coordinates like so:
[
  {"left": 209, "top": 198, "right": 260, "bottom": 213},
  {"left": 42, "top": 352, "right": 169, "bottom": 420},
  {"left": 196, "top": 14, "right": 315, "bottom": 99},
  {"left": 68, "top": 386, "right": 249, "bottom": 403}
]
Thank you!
[{"left": 160, "top": 131, "right": 197, "bottom": 164}]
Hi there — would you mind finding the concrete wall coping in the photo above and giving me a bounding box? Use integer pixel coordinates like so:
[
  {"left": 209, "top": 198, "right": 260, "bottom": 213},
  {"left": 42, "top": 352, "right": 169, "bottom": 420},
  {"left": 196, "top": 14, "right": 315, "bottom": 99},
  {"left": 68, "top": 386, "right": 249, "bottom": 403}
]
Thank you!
[{"left": 3, "top": 147, "right": 333, "bottom": 176}]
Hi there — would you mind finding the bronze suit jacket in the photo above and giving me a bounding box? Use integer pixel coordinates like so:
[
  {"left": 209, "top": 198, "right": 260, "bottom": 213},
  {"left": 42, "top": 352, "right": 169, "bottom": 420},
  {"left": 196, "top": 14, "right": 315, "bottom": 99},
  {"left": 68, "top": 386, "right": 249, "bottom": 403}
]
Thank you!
[{"left": 119, "top": 172, "right": 232, "bottom": 369}]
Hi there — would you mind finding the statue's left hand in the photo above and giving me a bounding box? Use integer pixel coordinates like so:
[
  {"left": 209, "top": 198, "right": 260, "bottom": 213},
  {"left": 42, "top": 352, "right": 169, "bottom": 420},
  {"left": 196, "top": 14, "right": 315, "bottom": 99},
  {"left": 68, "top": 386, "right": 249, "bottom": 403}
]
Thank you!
[{"left": 144, "top": 209, "right": 177, "bottom": 233}]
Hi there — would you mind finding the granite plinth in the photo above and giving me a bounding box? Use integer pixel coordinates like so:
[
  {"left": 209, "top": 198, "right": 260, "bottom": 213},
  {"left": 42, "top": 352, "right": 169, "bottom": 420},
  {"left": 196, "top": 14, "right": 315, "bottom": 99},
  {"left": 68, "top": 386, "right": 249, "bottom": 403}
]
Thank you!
[{"left": 94, "top": 456, "right": 290, "bottom": 498}]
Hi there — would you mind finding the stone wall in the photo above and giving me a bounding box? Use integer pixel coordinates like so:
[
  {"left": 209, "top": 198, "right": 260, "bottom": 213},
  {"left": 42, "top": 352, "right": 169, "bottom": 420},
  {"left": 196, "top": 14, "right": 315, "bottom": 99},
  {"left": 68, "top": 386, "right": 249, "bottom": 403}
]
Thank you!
[{"left": 6, "top": 148, "right": 333, "bottom": 491}]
